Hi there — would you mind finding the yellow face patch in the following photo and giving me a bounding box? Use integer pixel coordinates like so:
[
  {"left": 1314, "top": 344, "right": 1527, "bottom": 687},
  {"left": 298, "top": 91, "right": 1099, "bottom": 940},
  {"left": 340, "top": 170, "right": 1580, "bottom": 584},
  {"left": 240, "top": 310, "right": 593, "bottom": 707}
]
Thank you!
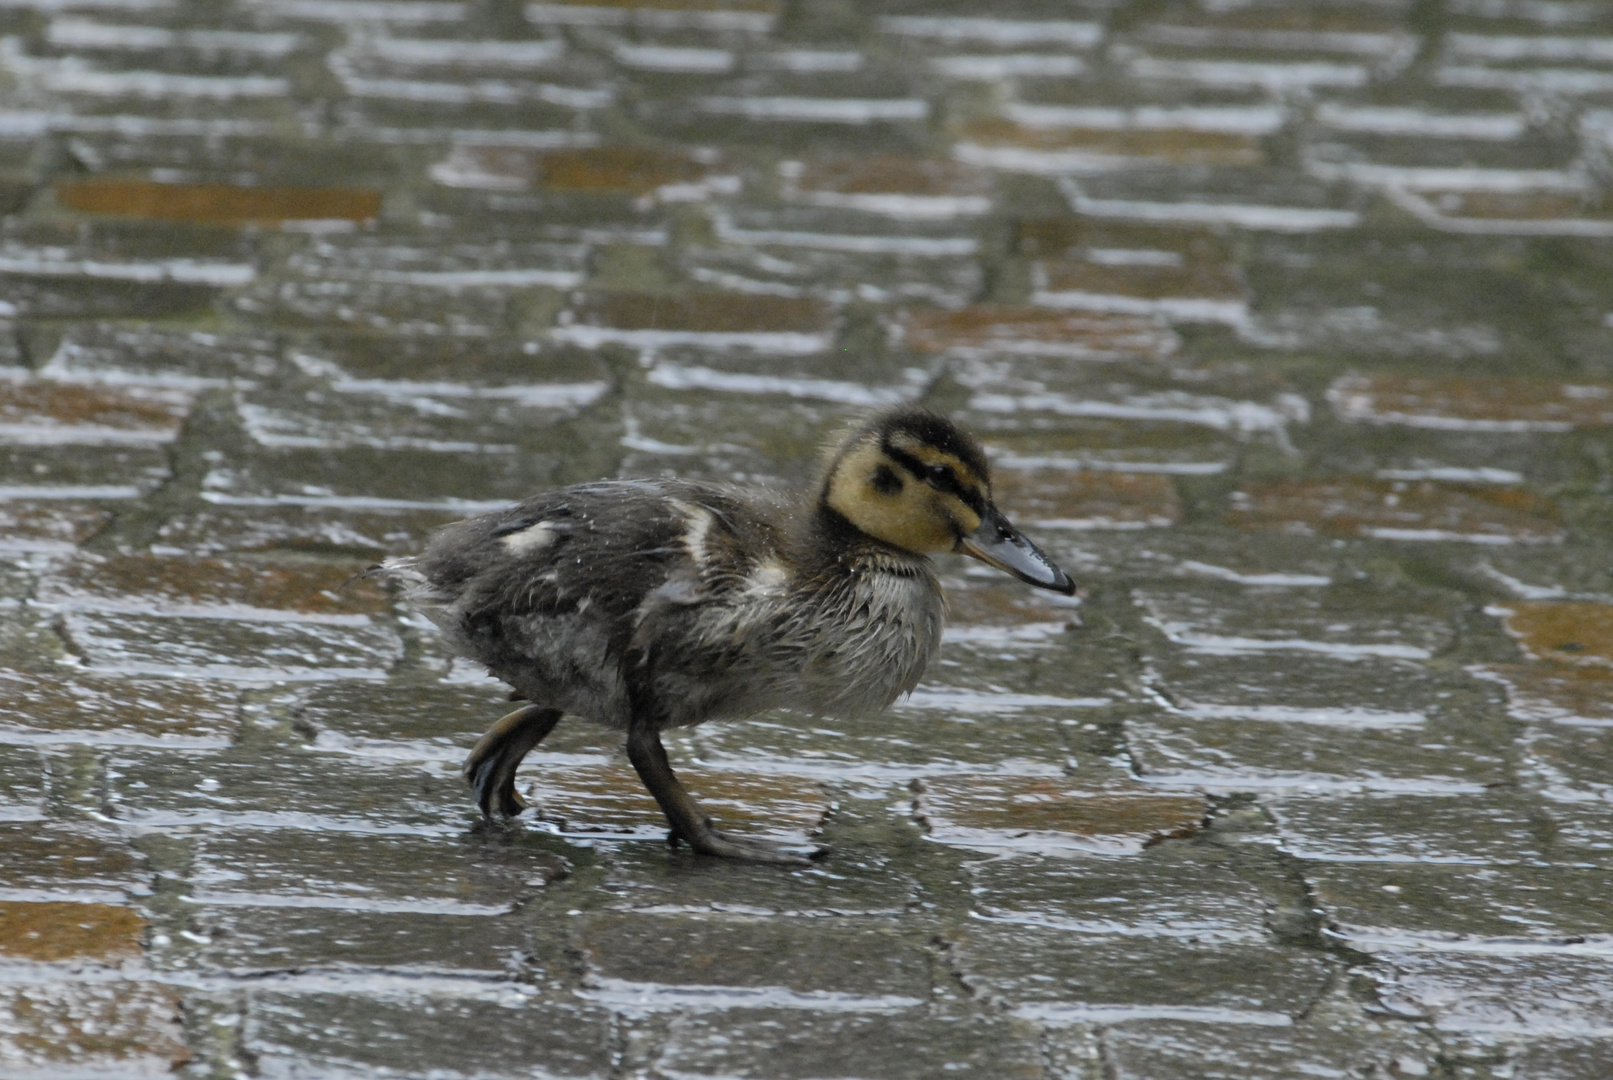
[{"left": 826, "top": 441, "right": 984, "bottom": 554}]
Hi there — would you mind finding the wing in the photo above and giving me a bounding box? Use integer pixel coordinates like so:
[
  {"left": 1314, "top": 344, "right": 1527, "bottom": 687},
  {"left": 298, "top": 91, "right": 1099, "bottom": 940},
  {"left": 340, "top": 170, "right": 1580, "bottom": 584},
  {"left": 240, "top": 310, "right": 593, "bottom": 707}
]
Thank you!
[{"left": 386, "top": 480, "right": 785, "bottom": 702}]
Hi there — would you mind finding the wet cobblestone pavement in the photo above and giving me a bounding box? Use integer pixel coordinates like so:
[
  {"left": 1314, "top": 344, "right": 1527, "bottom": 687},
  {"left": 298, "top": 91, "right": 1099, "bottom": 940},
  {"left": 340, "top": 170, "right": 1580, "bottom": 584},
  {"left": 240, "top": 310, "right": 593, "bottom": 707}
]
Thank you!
[{"left": 4, "top": 0, "right": 1613, "bottom": 1076}]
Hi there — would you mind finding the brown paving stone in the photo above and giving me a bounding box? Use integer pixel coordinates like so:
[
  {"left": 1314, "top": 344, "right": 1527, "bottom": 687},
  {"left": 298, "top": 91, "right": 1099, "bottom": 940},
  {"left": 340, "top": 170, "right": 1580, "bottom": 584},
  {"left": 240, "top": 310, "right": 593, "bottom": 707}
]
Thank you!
[
  {"left": 1328, "top": 373, "right": 1613, "bottom": 431},
  {"left": 955, "top": 118, "right": 1265, "bottom": 168},
  {"left": 0, "top": 824, "right": 147, "bottom": 898},
  {"left": 0, "top": 503, "right": 112, "bottom": 552},
  {"left": 57, "top": 179, "right": 381, "bottom": 226},
  {"left": 898, "top": 305, "right": 1176, "bottom": 359},
  {"left": 1444, "top": 190, "right": 1609, "bottom": 221},
  {"left": 914, "top": 775, "right": 1206, "bottom": 854},
  {"left": 0, "top": 669, "right": 238, "bottom": 746},
  {"left": 434, "top": 145, "right": 709, "bottom": 195},
  {"left": 542, "top": 146, "right": 709, "bottom": 193},
  {"left": 1033, "top": 258, "right": 1247, "bottom": 308},
  {"left": 1489, "top": 602, "right": 1613, "bottom": 667},
  {"left": 1227, "top": 477, "right": 1562, "bottom": 543},
  {"left": 38, "top": 554, "right": 391, "bottom": 618},
  {"left": 1476, "top": 662, "right": 1613, "bottom": 724},
  {"left": 994, "top": 468, "right": 1182, "bottom": 530},
  {"left": 0, "top": 901, "right": 145, "bottom": 963},
  {"left": 528, "top": 761, "right": 830, "bottom": 840},
  {"left": 1015, "top": 218, "right": 1230, "bottom": 264},
  {"left": 782, "top": 154, "right": 992, "bottom": 215},
  {"left": 0, "top": 379, "right": 191, "bottom": 444},
  {"left": 0, "top": 982, "right": 189, "bottom": 1076}
]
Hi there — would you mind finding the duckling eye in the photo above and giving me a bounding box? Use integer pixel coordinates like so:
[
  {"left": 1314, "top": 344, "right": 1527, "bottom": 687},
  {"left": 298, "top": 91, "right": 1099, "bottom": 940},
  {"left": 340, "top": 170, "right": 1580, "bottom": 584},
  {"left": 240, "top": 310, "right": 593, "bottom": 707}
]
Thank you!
[{"left": 926, "top": 464, "right": 954, "bottom": 485}]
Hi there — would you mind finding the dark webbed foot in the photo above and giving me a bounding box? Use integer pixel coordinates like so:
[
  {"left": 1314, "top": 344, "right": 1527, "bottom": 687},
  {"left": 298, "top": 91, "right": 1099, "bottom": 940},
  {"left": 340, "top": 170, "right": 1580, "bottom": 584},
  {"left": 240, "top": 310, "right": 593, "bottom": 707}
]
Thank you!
[
  {"left": 627, "top": 721, "right": 827, "bottom": 867},
  {"left": 669, "top": 820, "right": 831, "bottom": 866},
  {"left": 463, "top": 705, "right": 563, "bottom": 819}
]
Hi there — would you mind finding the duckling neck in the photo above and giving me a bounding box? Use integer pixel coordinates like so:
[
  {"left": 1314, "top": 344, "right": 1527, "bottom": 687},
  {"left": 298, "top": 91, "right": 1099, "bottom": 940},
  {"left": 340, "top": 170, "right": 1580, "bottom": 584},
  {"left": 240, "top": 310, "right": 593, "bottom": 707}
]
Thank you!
[{"left": 797, "top": 495, "right": 932, "bottom": 580}]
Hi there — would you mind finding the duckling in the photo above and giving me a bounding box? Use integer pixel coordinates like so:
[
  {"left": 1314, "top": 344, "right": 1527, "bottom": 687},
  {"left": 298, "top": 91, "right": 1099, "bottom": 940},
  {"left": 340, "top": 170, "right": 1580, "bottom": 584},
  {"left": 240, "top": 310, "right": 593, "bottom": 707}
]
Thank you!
[{"left": 376, "top": 406, "right": 1074, "bottom": 865}]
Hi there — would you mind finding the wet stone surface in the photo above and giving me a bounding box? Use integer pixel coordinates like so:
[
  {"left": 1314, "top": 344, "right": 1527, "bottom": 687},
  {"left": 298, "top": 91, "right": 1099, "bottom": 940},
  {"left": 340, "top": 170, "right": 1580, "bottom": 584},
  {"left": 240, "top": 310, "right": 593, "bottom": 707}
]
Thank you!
[{"left": 3, "top": 0, "right": 1613, "bottom": 1077}]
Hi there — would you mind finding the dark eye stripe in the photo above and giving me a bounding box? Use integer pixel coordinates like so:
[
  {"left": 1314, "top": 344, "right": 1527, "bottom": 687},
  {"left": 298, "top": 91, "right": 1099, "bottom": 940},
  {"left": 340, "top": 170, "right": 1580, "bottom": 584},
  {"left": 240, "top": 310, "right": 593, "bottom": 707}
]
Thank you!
[{"left": 884, "top": 444, "right": 985, "bottom": 514}]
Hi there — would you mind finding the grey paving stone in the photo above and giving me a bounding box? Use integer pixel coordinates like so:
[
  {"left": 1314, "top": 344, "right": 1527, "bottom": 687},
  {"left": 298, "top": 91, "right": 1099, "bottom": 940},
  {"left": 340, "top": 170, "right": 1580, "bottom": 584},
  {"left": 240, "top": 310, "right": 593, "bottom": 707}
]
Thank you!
[
  {"left": 594, "top": 837, "right": 920, "bottom": 917},
  {"left": 57, "top": 610, "right": 404, "bottom": 681},
  {"left": 1267, "top": 793, "right": 1551, "bottom": 864},
  {"left": 179, "top": 828, "right": 567, "bottom": 914},
  {"left": 200, "top": 442, "right": 568, "bottom": 505},
  {"left": 180, "top": 906, "right": 537, "bottom": 978},
  {"left": 1375, "top": 950, "right": 1613, "bottom": 1036},
  {"left": 1128, "top": 711, "right": 1511, "bottom": 794},
  {"left": 1307, "top": 862, "right": 1613, "bottom": 946},
  {"left": 655, "top": 1009, "right": 1046, "bottom": 1080},
  {"left": 948, "top": 923, "right": 1331, "bottom": 1023},
  {"left": 0, "top": 747, "right": 45, "bottom": 822},
  {"left": 107, "top": 747, "right": 465, "bottom": 832},
  {"left": 966, "top": 845, "right": 1290, "bottom": 940},
  {"left": 243, "top": 990, "right": 613, "bottom": 1079},
  {"left": 0, "top": 444, "right": 173, "bottom": 496},
  {"left": 1496, "top": 1036, "right": 1613, "bottom": 1080},
  {"left": 40, "top": 324, "right": 285, "bottom": 387},
  {"left": 1541, "top": 802, "right": 1613, "bottom": 867},
  {"left": 1134, "top": 583, "right": 1459, "bottom": 662},
  {"left": 578, "top": 911, "right": 930, "bottom": 1005},
  {"left": 691, "top": 700, "right": 1082, "bottom": 777},
  {"left": 1100, "top": 1017, "right": 1436, "bottom": 1080}
]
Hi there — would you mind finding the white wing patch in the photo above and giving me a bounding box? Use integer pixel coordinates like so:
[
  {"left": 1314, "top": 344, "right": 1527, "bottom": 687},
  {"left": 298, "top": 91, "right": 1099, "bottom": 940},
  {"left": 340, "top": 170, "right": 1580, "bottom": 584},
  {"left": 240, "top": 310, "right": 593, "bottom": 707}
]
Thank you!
[
  {"left": 673, "top": 501, "right": 716, "bottom": 566},
  {"left": 500, "top": 521, "right": 557, "bottom": 555},
  {"left": 742, "top": 558, "right": 789, "bottom": 598}
]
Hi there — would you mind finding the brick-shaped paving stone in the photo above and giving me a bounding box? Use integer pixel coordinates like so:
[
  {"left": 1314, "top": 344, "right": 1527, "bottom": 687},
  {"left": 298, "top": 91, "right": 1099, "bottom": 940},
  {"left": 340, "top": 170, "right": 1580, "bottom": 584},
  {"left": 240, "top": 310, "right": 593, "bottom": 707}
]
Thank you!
[
  {"left": 656, "top": 1010, "right": 1045, "bottom": 1080},
  {"left": 243, "top": 992, "right": 612, "bottom": 1079},
  {"left": 0, "top": 669, "right": 238, "bottom": 748},
  {"left": 1330, "top": 373, "right": 1613, "bottom": 431},
  {"left": 0, "top": 982, "right": 191, "bottom": 1078},
  {"left": 1228, "top": 477, "right": 1563, "bottom": 543},
  {"left": 914, "top": 774, "right": 1205, "bottom": 855},
  {"left": 0, "top": 900, "right": 145, "bottom": 962},
  {"left": 56, "top": 179, "right": 382, "bottom": 226}
]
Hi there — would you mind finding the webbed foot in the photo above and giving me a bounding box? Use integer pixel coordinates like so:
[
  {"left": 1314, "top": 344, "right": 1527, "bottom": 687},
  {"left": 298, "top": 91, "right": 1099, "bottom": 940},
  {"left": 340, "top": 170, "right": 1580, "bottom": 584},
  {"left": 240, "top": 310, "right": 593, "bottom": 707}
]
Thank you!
[
  {"left": 669, "top": 822, "right": 830, "bottom": 866},
  {"left": 462, "top": 705, "right": 563, "bottom": 819}
]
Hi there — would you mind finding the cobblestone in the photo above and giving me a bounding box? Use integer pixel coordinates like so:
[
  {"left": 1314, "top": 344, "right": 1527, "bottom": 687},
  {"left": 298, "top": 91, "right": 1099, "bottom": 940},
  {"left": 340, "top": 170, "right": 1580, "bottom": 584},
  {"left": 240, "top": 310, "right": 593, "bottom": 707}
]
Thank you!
[{"left": 4, "top": 0, "right": 1613, "bottom": 1076}]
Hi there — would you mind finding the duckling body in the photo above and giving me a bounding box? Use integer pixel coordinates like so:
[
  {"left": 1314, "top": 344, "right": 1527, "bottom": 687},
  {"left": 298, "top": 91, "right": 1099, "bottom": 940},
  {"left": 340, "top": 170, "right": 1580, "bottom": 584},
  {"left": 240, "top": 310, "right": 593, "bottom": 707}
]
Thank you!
[
  {"left": 392, "top": 477, "right": 944, "bottom": 731},
  {"left": 378, "top": 407, "right": 1073, "bottom": 864}
]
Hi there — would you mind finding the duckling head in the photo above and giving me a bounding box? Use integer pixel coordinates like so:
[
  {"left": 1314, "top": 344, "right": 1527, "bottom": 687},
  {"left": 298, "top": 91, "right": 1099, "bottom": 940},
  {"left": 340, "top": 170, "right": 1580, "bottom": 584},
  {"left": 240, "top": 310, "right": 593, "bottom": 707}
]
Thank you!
[{"left": 823, "top": 407, "right": 1076, "bottom": 595}]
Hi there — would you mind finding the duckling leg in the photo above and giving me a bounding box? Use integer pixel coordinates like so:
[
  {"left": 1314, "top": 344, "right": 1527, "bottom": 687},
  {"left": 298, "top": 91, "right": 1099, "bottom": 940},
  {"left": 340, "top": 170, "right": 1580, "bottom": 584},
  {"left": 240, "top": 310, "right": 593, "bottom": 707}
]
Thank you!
[
  {"left": 463, "top": 705, "right": 563, "bottom": 819},
  {"left": 625, "top": 722, "right": 824, "bottom": 866}
]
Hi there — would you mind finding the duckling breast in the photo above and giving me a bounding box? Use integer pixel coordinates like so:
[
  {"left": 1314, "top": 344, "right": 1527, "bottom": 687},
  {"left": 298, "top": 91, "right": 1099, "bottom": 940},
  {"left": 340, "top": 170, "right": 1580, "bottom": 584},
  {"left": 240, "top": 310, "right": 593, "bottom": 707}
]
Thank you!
[{"left": 788, "top": 564, "right": 946, "bottom": 718}]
